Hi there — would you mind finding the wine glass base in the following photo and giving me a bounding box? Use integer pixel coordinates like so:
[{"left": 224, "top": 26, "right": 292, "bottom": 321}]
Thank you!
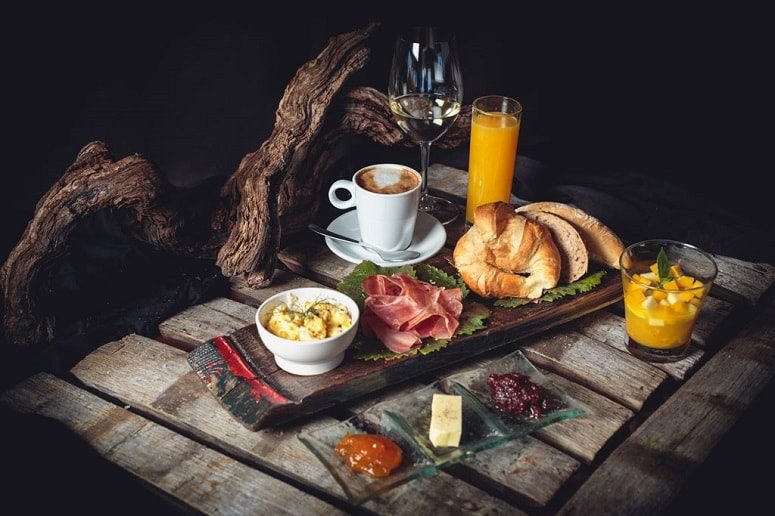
[{"left": 419, "top": 194, "right": 459, "bottom": 225}]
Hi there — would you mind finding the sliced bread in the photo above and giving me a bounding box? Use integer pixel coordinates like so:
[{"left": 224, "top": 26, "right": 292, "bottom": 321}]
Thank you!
[
  {"left": 520, "top": 211, "right": 589, "bottom": 282},
  {"left": 515, "top": 202, "right": 625, "bottom": 269}
]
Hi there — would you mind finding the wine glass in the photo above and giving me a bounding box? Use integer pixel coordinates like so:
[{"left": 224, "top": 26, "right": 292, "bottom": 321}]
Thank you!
[{"left": 389, "top": 27, "right": 463, "bottom": 225}]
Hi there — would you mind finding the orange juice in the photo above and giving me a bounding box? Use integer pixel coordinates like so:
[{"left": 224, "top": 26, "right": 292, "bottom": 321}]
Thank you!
[{"left": 466, "top": 108, "right": 521, "bottom": 223}]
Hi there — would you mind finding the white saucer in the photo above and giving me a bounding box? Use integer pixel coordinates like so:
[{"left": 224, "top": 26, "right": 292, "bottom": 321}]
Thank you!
[{"left": 325, "top": 210, "right": 446, "bottom": 266}]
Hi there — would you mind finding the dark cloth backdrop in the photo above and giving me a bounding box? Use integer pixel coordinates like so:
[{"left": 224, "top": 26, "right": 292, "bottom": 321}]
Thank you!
[{"left": 1, "top": 4, "right": 772, "bottom": 513}]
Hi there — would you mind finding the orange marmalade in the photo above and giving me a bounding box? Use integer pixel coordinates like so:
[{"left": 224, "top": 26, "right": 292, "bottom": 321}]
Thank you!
[{"left": 334, "top": 434, "right": 403, "bottom": 478}]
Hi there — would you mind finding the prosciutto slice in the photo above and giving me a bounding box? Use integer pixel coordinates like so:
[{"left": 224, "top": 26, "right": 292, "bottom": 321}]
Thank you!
[{"left": 360, "top": 274, "right": 463, "bottom": 353}]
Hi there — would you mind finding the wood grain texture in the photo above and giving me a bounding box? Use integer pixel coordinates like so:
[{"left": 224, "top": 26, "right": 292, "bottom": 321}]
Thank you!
[
  {"left": 559, "top": 301, "right": 775, "bottom": 515},
  {"left": 521, "top": 331, "right": 668, "bottom": 411},
  {"left": 0, "top": 142, "right": 172, "bottom": 347},
  {"left": 711, "top": 254, "right": 775, "bottom": 306},
  {"left": 452, "top": 436, "right": 580, "bottom": 508},
  {"left": 278, "top": 243, "right": 356, "bottom": 287},
  {"left": 0, "top": 373, "right": 341, "bottom": 515},
  {"left": 344, "top": 382, "right": 580, "bottom": 508},
  {"left": 70, "top": 335, "right": 522, "bottom": 514},
  {"left": 158, "top": 297, "right": 255, "bottom": 350},
  {"left": 533, "top": 371, "right": 634, "bottom": 463},
  {"left": 215, "top": 23, "right": 377, "bottom": 285},
  {"left": 230, "top": 269, "right": 325, "bottom": 307}
]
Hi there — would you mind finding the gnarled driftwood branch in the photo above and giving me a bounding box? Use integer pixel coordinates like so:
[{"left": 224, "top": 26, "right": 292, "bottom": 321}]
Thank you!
[{"left": 1, "top": 23, "right": 473, "bottom": 347}]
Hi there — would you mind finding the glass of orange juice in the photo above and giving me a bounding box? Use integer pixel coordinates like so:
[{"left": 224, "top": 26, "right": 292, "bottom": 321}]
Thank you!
[
  {"left": 620, "top": 240, "right": 717, "bottom": 362},
  {"left": 466, "top": 95, "right": 522, "bottom": 223}
]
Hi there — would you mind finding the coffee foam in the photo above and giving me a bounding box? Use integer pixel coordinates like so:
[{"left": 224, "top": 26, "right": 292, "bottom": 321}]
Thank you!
[
  {"left": 372, "top": 169, "right": 402, "bottom": 188},
  {"left": 356, "top": 166, "right": 419, "bottom": 194}
]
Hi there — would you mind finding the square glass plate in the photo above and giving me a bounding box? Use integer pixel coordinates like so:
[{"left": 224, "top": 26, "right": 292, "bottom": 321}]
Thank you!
[{"left": 297, "top": 350, "right": 584, "bottom": 504}]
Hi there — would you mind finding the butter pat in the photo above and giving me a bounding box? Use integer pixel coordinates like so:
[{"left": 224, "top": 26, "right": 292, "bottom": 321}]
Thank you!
[{"left": 429, "top": 394, "right": 462, "bottom": 447}]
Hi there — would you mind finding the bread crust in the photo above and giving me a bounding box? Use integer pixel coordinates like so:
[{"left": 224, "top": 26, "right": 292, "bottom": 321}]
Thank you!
[
  {"left": 453, "top": 202, "right": 561, "bottom": 299},
  {"left": 520, "top": 211, "right": 589, "bottom": 282},
  {"left": 515, "top": 202, "right": 624, "bottom": 269}
]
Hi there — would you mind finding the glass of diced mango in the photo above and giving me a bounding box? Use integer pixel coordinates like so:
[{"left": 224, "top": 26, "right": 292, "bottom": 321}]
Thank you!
[{"left": 619, "top": 240, "right": 717, "bottom": 362}]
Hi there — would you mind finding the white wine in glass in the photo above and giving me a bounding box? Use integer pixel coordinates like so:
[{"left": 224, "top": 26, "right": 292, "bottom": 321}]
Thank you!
[{"left": 389, "top": 27, "right": 463, "bottom": 225}]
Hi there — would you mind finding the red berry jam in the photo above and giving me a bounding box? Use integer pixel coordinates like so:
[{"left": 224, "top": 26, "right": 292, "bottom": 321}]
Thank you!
[{"left": 487, "top": 372, "right": 559, "bottom": 419}]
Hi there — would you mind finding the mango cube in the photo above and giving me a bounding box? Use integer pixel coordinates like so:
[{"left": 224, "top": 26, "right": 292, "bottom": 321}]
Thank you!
[
  {"left": 649, "top": 263, "right": 659, "bottom": 275},
  {"left": 663, "top": 279, "right": 679, "bottom": 290},
  {"left": 678, "top": 291, "right": 695, "bottom": 302},
  {"left": 670, "top": 264, "right": 684, "bottom": 276},
  {"left": 632, "top": 274, "right": 652, "bottom": 286},
  {"left": 652, "top": 290, "right": 667, "bottom": 301},
  {"left": 677, "top": 275, "right": 695, "bottom": 288},
  {"left": 672, "top": 300, "right": 690, "bottom": 314}
]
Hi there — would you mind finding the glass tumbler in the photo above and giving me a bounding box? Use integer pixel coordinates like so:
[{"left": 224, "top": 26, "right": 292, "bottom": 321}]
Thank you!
[{"left": 620, "top": 239, "right": 717, "bottom": 362}]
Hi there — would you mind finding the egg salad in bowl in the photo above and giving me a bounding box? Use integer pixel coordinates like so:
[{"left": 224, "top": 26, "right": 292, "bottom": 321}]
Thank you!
[
  {"left": 267, "top": 296, "right": 353, "bottom": 341},
  {"left": 256, "top": 287, "right": 360, "bottom": 376}
]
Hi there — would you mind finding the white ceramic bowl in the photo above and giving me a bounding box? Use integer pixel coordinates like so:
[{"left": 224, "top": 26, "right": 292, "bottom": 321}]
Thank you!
[{"left": 255, "top": 287, "right": 360, "bottom": 376}]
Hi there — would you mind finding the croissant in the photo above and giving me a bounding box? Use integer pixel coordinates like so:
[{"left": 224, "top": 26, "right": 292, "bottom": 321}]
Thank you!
[{"left": 453, "top": 202, "right": 561, "bottom": 299}]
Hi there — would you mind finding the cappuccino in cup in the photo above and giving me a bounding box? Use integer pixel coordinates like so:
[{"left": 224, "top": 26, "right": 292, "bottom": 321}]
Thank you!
[
  {"left": 328, "top": 164, "right": 421, "bottom": 251},
  {"left": 355, "top": 166, "right": 420, "bottom": 195}
]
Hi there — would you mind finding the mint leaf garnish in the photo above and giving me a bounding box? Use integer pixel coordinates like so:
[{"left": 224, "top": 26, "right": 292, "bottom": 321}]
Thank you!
[{"left": 657, "top": 247, "right": 671, "bottom": 287}]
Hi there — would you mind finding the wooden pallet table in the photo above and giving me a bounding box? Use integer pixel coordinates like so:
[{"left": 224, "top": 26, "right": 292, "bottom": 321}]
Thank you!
[{"left": 2, "top": 164, "right": 774, "bottom": 515}]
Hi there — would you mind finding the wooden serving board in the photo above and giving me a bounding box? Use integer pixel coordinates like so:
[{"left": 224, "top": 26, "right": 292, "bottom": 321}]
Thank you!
[{"left": 187, "top": 252, "right": 623, "bottom": 430}]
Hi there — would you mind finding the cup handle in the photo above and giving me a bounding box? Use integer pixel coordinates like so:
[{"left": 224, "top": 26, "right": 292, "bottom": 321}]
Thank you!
[{"left": 328, "top": 180, "right": 356, "bottom": 210}]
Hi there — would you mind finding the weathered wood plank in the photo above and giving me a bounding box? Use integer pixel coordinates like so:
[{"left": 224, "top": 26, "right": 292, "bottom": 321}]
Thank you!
[
  {"left": 521, "top": 331, "right": 669, "bottom": 411},
  {"left": 230, "top": 269, "right": 325, "bottom": 307},
  {"left": 450, "top": 436, "right": 580, "bottom": 508},
  {"left": 439, "top": 353, "right": 634, "bottom": 464},
  {"left": 559, "top": 300, "right": 775, "bottom": 515},
  {"left": 158, "top": 297, "right": 255, "bottom": 350},
  {"left": 70, "top": 335, "right": 523, "bottom": 514},
  {"left": 687, "top": 296, "right": 737, "bottom": 345},
  {"left": 534, "top": 371, "right": 634, "bottom": 463},
  {"left": 278, "top": 244, "right": 355, "bottom": 287},
  {"left": 345, "top": 381, "right": 580, "bottom": 508},
  {"left": 0, "top": 373, "right": 341, "bottom": 515},
  {"left": 711, "top": 254, "right": 775, "bottom": 306}
]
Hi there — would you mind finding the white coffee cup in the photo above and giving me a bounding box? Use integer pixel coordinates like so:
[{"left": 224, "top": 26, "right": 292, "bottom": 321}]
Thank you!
[{"left": 328, "top": 164, "right": 421, "bottom": 251}]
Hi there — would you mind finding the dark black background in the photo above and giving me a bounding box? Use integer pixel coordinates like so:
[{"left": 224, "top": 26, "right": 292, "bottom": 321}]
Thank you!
[{"left": 2, "top": 3, "right": 772, "bottom": 513}]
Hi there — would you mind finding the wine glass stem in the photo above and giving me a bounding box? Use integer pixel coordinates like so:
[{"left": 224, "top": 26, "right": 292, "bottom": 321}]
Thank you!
[{"left": 419, "top": 141, "right": 431, "bottom": 196}]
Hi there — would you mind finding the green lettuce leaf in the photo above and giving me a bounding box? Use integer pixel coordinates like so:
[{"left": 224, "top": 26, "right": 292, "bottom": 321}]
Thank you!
[
  {"left": 415, "top": 263, "right": 470, "bottom": 299},
  {"left": 455, "top": 301, "right": 491, "bottom": 335},
  {"left": 494, "top": 270, "right": 607, "bottom": 308}
]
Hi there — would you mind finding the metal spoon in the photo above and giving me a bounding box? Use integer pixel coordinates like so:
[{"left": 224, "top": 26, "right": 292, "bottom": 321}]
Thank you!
[{"left": 308, "top": 224, "right": 421, "bottom": 262}]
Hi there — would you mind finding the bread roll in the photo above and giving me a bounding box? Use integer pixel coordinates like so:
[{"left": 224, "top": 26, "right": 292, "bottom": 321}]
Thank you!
[
  {"left": 520, "top": 211, "right": 588, "bottom": 282},
  {"left": 515, "top": 202, "right": 624, "bottom": 269},
  {"left": 453, "top": 202, "right": 561, "bottom": 299}
]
